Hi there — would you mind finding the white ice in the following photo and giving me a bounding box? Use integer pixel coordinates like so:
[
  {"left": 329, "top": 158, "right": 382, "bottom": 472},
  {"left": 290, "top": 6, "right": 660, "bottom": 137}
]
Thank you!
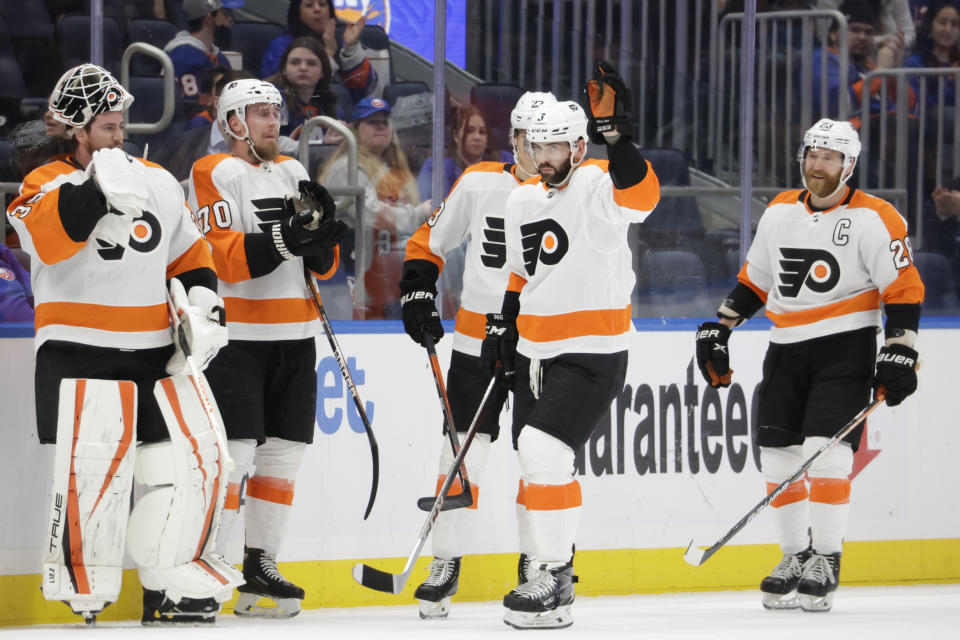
[{"left": 4, "top": 585, "right": 958, "bottom": 639}]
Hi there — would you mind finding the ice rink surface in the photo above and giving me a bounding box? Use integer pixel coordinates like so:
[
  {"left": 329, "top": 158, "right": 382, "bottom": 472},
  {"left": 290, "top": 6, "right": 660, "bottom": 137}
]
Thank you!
[{"left": 3, "top": 585, "right": 958, "bottom": 639}]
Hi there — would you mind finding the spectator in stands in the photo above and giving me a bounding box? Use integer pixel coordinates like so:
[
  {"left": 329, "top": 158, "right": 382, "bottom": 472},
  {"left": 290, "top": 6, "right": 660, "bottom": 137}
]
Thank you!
[
  {"left": 164, "top": 0, "right": 243, "bottom": 100},
  {"left": 905, "top": 1, "right": 959, "bottom": 108},
  {"left": 809, "top": 0, "right": 916, "bottom": 126},
  {"left": 266, "top": 36, "right": 344, "bottom": 143},
  {"left": 260, "top": 0, "right": 377, "bottom": 104},
  {"left": 318, "top": 97, "right": 432, "bottom": 319},
  {"left": 185, "top": 66, "right": 227, "bottom": 130},
  {"left": 0, "top": 243, "right": 33, "bottom": 323},
  {"left": 922, "top": 174, "right": 960, "bottom": 294},
  {"left": 816, "top": 0, "right": 916, "bottom": 49},
  {"left": 416, "top": 105, "right": 511, "bottom": 201}
]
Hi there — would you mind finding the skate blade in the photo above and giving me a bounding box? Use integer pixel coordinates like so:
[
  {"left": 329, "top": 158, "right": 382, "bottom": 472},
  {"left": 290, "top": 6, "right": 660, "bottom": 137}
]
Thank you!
[
  {"left": 761, "top": 590, "right": 800, "bottom": 610},
  {"left": 233, "top": 593, "right": 302, "bottom": 619},
  {"left": 417, "top": 597, "right": 451, "bottom": 619},
  {"left": 141, "top": 614, "right": 216, "bottom": 626},
  {"left": 799, "top": 592, "right": 834, "bottom": 612},
  {"left": 503, "top": 605, "right": 573, "bottom": 630}
]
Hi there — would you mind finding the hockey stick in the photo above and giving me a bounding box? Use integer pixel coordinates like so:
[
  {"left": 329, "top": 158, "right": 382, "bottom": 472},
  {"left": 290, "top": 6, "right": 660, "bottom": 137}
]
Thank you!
[
  {"left": 305, "top": 267, "right": 380, "bottom": 520},
  {"left": 683, "top": 393, "right": 886, "bottom": 566},
  {"left": 415, "top": 330, "right": 473, "bottom": 512},
  {"left": 352, "top": 377, "right": 497, "bottom": 594}
]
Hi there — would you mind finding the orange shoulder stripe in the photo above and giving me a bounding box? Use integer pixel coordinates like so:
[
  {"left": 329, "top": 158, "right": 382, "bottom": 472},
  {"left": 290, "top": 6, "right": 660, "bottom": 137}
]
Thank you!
[
  {"left": 766, "top": 289, "right": 881, "bottom": 328},
  {"left": 768, "top": 189, "right": 803, "bottom": 207},
  {"left": 8, "top": 162, "right": 86, "bottom": 264},
  {"left": 737, "top": 262, "right": 769, "bottom": 303},
  {"left": 191, "top": 154, "right": 253, "bottom": 282},
  {"left": 507, "top": 272, "right": 527, "bottom": 293},
  {"left": 167, "top": 238, "right": 216, "bottom": 281},
  {"left": 582, "top": 158, "right": 609, "bottom": 171},
  {"left": 850, "top": 192, "right": 925, "bottom": 305},
  {"left": 404, "top": 223, "right": 444, "bottom": 270},
  {"left": 612, "top": 159, "right": 660, "bottom": 212}
]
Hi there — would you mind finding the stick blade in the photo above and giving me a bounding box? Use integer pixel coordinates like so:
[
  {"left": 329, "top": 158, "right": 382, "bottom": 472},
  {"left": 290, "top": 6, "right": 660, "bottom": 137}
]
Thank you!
[
  {"left": 683, "top": 540, "right": 707, "bottom": 566},
  {"left": 416, "top": 490, "right": 474, "bottom": 512},
  {"left": 352, "top": 563, "right": 403, "bottom": 594}
]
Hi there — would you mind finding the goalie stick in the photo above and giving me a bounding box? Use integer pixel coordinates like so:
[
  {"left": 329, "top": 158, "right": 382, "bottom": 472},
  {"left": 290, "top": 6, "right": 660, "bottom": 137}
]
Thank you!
[
  {"left": 683, "top": 392, "right": 886, "bottom": 566},
  {"left": 415, "top": 330, "right": 473, "bottom": 512},
  {"left": 352, "top": 377, "right": 497, "bottom": 594},
  {"left": 305, "top": 268, "right": 380, "bottom": 520}
]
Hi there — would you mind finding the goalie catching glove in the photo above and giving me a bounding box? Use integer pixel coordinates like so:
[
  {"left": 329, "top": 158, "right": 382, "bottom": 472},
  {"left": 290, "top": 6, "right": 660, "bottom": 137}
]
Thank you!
[
  {"left": 695, "top": 322, "right": 733, "bottom": 388},
  {"left": 166, "top": 278, "right": 228, "bottom": 376},
  {"left": 86, "top": 148, "right": 148, "bottom": 245},
  {"left": 585, "top": 60, "right": 634, "bottom": 143},
  {"left": 874, "top": 343, "right": 918, "bottom": 406}
]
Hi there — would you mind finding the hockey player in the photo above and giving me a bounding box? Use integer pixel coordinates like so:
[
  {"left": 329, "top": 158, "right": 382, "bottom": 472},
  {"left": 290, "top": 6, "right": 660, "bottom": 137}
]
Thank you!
[
  {"left": 695, "top": 118, "right": 924, "bottom": 612},
  {"left": 480, "top": 62, "right": 660, "bottom": 629},
  {"left": 399, "top": 91, "right": 558, "bottom": 619},
  {"left": 6, "top": 63, "right": 241, "bottom": 624},
  {"left": 189, "top": 78, "right": 346, "bottom": 618}
]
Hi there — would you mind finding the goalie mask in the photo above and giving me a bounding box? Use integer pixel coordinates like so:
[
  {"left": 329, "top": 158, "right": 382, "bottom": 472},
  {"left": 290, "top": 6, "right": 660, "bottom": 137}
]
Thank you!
[
  {"left": 49, "top": 64, "right": 133, "bottom": 129},
  {"left": 797, "top": 118, "right": 861, "bottom": 199},
  {"left": 217, "top": 79, "right": 286, "bottom": 161},
  {"left": 510, "top": 91, "right": 557, "bottom": 166}
]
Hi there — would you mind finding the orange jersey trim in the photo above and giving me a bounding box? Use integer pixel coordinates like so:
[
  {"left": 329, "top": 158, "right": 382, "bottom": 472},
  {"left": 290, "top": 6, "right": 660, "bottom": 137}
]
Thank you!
[
  {"left": 166, "top": 238, "right": 217, "bottom": 281},
  {"left": 767, "top": 480, "right": 809, "bottom": 508},
  {"left": 191, "top": 154, "right": 255, "bottom": 283},
  {"left": 766, "top": 289, "right": 881, "bottom": 328},
  {"left": 8, "top": 161, "right": 86, "bottom": 265},
  {"left": 517, "top": 305, "right": 631, "bottom": 342},
  {"left": 246, "top": 475, "right": 295, "bottom": 506},
  {"left": 507, "top": 273, "right": 527, "bottom": 293},
  {"left": 523, "top": 480, "right": 582, "bottom": 511},
  {"left": 612, "top": 159, "right": 660, "bottom": 212},
  {"left": 809, "top": 477, "right": 851, "bottom": 505},
  {"left": 455, "top": 307, "right": 486, "bottom": 340},
  {"left": 435, "top": 475, "right": 479, "bottom": 510},
  {"left": 736, "top": 262, "right": 770, "bottom": 303},
  {"left": 768, "top": 189, "right": 804, "bottom": 207},
  {"left": 404, "top": 223, "right": 445, "bottom": 270},
  {"left": 35, "top": 302, "right": 171, "bottom": 333},
  {"left": 223, "top": 296, "right": 318, "bottom": 324}
]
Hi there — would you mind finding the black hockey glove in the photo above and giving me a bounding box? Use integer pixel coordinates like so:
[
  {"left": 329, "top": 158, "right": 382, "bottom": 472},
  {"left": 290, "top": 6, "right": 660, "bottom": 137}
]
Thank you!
[
  {"left": 874, "top": 344, "right": 918, "bottom": 406},
  {"left": 399, "top": 285, "right": 443, "bottom": 347},
  {"left": 270, "top": 211, "right": 347, "bottom": 260},
  {"left": 297, "top": 179, "right": 337, "bottom": 224},
  {"left": 695, "top": 322, "right": 733, "bottom": 388},
  {"left": 585, "top": 60, "right": 634, "bottom": 144},
  {"left": 480, "top": 313, "right": 518, "bottom": 389}
]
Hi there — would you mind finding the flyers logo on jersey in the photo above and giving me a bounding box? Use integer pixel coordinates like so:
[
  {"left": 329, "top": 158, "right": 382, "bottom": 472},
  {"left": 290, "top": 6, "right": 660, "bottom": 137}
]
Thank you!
[
  {"left": 480, "top": 216, "right": 506, "bottom": 268},
  {"left": 777, "top": 247, "right": 841, "bottom": 297},
  {"left": 95, "top": 211, "right": 162, "bottom": 260},
  {"left": 251, "top": 196, "right": 290, "bottom": 232},
  {"left": 520, "top": 219, "right": 568, "bottom": 275}
]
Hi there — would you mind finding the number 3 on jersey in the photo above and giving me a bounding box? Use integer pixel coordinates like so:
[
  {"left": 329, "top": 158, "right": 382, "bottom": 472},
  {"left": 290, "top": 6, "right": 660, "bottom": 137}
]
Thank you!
[
  {"left": 889, "top": 237, "right": 914, "bottom": 270},
  {"left": 194, "top": 200, "right": 232, "bottom": 234}
]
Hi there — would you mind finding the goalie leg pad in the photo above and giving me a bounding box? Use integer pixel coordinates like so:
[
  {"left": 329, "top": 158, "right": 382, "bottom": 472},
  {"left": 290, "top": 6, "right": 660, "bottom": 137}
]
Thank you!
[
  {"left": 517, "top": 427, "right": 580, "bottom": 563},
  {"left": 127, "top": 376, "right": 242, "bottom": 602},
  {"left": 43, "top": 378, "right": 137, "bottom": 618}
]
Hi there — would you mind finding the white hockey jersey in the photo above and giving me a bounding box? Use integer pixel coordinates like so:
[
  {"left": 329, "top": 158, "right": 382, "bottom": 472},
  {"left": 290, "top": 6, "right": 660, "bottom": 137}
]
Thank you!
[
  {"left": 189, "top": 153, "right": 338, "bottom": 341},
  {"left": 405, "top": 162, "right": 527, "bottom": 356},
  {"left": 740, "top": 187, "right": 925, "bottom": 344},
  {"left": 504, "top": 159, "right": 660, "bottom": 359},
  {"left": 7, "top": 154, "right": 215, "bottom": 350}
]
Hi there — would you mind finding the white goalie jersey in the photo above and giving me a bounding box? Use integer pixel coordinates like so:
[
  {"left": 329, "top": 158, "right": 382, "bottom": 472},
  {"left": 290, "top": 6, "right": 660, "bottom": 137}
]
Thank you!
[
  {"left": 739, "top": 188, "right": 925, "bottom": 344},
  {"left": 405, "top": 162, "right": 529, "bottom": 356}
]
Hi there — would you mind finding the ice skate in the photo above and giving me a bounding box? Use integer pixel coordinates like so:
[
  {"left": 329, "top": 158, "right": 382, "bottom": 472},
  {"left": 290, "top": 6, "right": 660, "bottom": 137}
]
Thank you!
[
  {"left": 234, "top": 547, "right": 304, "bottom": 619},
  {"left": 798, "top": 552, "right": 841, "bottom": 612},
  {"left": 760, "top": 547, "right": 812, "bottom": 610},
  {"left": 517, "top": 553, "right": 531, "bottom": 586},
  {"left": 415, "top": 557, "right": 461, "bottom": 619},
  {"left": 503, "top": 560, "right": 577, "bottom": 630},
  {"left": 141, "top": 588, "right": 218, "bottom": 625}
]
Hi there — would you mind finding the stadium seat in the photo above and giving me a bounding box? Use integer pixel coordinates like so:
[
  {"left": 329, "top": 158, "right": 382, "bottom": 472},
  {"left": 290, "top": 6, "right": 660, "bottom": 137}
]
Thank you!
[
  {"left": 229, "top": 21, "right": 285, "bottom": 75},
  {"left": 470, "top": 83, "right": 525, "bottom": 153},
  {"left": 127, "top": 76, "right": 185, "bottom": 128},
  {"left": 330, "top": 83, "right": 354, "bottom": 121},
  {"left": 913, "top": 251, "right": 960, "bottom": 313},
  {"left": 383, "top": 81, "right": 430, "bottom": 108},
  {"left": 127, "top": 19, "right": 178, "bottom": 75},
  {"left": 0, "top": 16, "right": 12, "bottom": 56},
  {"left": 0, "top": 56, "right": 27, "bottom": 98},
  {"left": 634, "top": 249, "right": 715, "bottom": 318},
  {"left": 637, "top": 148, "right": 704, "bottom": 249},
  {"left": 3, "top": 0, "right": 55, "bottom": 39},
  {"left": 121, "top": 139, "right": 143, "bottom": 158},
  {"left": 57, "top": 15, "right": 124, "bottom": 75}
]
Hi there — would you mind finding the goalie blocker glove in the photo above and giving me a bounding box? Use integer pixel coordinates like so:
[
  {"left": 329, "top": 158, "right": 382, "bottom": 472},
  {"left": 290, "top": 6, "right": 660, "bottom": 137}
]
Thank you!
[
  {"left": 480, "top": 313, "right": 518, "bottom": 389},
  {"left": 695, "top": 322, "right": 733, "bottom": 388},
  {"left": 584, "top": 60, "right": 634, "bottom": 144},
  {"left": 165, "top": 278, "right": 227, "bottom": 376},
  {"left": 874, "top": 343, "right": 918, "bottom": 406}
]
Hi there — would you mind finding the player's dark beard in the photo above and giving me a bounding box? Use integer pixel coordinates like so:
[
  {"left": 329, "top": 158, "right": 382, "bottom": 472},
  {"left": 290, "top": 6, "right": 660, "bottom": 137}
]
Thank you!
[
  {"left": 253, "top": 140, "right": 280, "bottom": 162},
  {"left": 540, "top": 157, "right": 573, "bottom": 186}
]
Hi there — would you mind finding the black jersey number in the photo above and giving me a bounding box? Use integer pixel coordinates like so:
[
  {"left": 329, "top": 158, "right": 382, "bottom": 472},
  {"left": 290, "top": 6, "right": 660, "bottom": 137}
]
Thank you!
[{"left": 889, "top": 237, "right": 913, "bottom": 270}]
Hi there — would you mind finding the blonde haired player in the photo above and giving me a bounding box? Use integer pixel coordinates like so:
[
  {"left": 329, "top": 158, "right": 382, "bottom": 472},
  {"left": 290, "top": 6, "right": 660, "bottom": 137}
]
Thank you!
[{"left": 695, "top": 118, "right": 924, "bottom": 612}]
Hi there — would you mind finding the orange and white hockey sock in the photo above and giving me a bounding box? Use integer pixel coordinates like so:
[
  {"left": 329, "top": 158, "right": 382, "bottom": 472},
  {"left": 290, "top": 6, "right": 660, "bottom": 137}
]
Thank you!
[
  {"left": 760, "top": 445, "right": 810, "bottom": 554},
  {"left": 214, "top": 439, "right": 256, "bottom": 558},
  {"left": 245, "top": 437, "right": 305, "bottom": 557},
  {"left": 431, "top": 433, "right": 491, "bottom": 560},
  {"left": 805, "top": 437, "right": 853, "bottom": 555},
  {"left": 517, "top": 427, "right": 579, "bottom": 563},
  {"left": 516, "top": 480, "right": 534, "bottom": 559}
]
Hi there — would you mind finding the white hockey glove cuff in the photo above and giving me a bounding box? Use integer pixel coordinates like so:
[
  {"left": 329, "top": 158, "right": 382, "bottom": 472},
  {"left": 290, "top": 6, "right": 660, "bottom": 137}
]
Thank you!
[
  {"left": 87, "top": 148, "right": 148, "bottom": 218},
  {"left": 166, "top": 279, "right": 228, "bottom": 376}
]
